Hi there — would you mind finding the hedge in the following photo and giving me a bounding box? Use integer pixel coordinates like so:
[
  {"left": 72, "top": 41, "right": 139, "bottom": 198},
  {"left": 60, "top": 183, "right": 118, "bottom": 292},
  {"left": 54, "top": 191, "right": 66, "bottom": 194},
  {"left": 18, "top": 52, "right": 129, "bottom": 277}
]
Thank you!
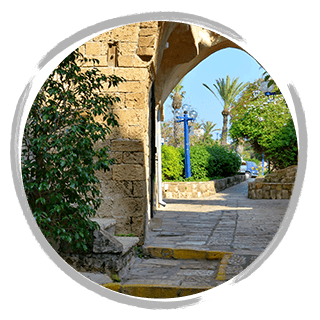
[{"left": 162, "top": 143, "right": 241, "bottom": 181}]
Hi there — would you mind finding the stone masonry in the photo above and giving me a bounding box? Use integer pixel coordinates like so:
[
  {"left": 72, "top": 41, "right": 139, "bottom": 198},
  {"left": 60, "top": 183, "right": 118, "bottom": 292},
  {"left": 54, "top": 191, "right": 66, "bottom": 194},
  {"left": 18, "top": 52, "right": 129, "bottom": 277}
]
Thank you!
[
  {"left": 162, "top": 175, "right": 246, "bottom": 199},
  {"left": 79, "top": 22, "right": 156, "bottom": 240},
  {"left": 248, "top": 165, "right": 297, "bottom": 199},
  {"left": 78, "top": 21, "right": 244, "bottom": 242}
]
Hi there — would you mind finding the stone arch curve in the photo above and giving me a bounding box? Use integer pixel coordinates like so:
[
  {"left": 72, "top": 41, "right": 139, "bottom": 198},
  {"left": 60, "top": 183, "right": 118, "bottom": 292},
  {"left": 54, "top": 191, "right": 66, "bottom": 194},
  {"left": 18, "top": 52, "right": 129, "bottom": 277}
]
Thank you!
[{"left": 152, "top": 22, "right": 244, "bottom": 119}]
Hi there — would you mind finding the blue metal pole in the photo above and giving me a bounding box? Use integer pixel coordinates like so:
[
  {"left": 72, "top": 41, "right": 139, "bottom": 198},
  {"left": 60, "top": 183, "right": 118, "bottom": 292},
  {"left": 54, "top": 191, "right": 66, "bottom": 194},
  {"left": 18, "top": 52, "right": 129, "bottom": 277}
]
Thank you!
[
  {"left": 176, "top": 112, "right": 196, "bottom": 179},
  {"left": 184, "top": 113, "right": 191, "bottom": 178}
]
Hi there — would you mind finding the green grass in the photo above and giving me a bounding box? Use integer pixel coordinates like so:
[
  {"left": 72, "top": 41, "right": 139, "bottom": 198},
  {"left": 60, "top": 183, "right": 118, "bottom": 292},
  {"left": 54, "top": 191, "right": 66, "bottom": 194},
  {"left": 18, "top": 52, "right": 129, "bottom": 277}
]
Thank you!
[{"left": 115, "top": 233, "right": 136, "bottom": 237}]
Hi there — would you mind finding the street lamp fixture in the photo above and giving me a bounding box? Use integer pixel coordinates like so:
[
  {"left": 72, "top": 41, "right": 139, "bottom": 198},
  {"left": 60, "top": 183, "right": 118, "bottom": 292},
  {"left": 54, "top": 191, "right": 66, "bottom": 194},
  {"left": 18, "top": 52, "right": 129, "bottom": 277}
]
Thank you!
[
  {"left": 259, "top": 81, "right": 276, "bottom": 103},
  {"left": 175, "top": 104, "right": 198, "bottom": 178},
  {"left": 260, "top": 80, "right": 276, "bottom": 174}
]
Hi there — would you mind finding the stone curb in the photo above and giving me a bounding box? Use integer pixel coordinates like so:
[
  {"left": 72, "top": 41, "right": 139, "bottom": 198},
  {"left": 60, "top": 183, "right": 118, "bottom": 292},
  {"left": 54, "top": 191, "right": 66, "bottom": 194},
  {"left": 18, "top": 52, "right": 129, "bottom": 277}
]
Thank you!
[
  {"left": 215, "top": 253, "right": 233, "bottom": 281},
  {"left": 143, "top": 246, "right": 229, "bottom": 260},
  {"left": 102, "top": 283, "right": 212, "bottom": 298}
]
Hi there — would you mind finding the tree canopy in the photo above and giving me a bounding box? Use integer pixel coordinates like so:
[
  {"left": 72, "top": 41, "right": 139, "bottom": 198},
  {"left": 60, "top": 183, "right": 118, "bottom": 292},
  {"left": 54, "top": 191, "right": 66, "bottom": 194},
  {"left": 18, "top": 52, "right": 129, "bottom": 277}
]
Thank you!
[
  {"left": 203, "top": 76, "right": 248, "bottom": 145},
  {"left": 229, "top": 79, "right": 298, "bottom": 170},
  {"left": 22, "top": 49, "right": 125, "bottom": 252}
]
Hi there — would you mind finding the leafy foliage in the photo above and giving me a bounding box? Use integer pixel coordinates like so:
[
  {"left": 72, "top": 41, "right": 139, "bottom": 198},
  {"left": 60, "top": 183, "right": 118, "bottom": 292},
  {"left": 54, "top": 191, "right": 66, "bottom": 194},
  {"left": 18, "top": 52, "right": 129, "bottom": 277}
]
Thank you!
[
  {"left": 161, "top": 144, "right": 183, "bottom": 180},
  {"left": 230, "top": 78, "right": 298, "bottom": 170},
  {"left": 203, "top": 75, "right": 248, "bottom": 145},
  {"left": 207, "top": 143, "right": 241, "bottom": 178},
  {"left": 187, "top": 145, "right": 211, "bottom": 180},
  {"left": 21, "top": 49, "right": 125, "bottom": 252},
  {"left": 162, "top": 142, "right": 241, "bottom": 181},
  {"left": 200, "top": 121, "right": 220, "bottom": 143}
]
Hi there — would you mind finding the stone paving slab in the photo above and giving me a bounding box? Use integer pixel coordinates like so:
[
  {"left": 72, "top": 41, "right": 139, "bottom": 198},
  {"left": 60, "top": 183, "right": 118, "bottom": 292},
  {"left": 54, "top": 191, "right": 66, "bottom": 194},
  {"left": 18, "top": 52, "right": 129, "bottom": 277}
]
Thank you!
[
  {"left": 121, "top": 257, "right": 221, "bottom": 287},
  {"left": 98, "top": 179, "right": 291, "bottom": 297}
]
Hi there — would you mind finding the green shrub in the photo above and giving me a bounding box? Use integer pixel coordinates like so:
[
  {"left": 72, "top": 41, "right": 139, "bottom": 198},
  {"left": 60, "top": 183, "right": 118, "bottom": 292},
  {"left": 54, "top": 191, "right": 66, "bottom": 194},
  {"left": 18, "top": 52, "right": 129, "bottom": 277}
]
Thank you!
[
  {"left": 161, "top": 145, "right": 183, "bottom": 180},
  {"left": 178, "top": 143, "right": 240, "bottom": 180},
  {"left": 189, "top": 145, "right": 211, "bottom": 180},
  {"left": 207, "top": 144, "right": 241, "bottom": 178}
]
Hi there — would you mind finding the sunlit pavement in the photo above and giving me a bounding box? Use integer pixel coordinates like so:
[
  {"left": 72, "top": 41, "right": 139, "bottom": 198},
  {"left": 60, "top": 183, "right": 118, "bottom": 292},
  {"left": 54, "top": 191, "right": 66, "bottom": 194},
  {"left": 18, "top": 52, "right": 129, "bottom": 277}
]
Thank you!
[{"left": 118, "top": 179, "right": 290, "bottom": 290}]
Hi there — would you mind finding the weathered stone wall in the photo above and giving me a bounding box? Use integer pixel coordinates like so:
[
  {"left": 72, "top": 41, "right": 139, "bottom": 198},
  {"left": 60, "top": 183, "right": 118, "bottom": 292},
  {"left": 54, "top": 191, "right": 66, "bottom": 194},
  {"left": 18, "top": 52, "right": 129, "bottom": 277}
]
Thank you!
[
  {"left": 248, "top": 165, "right": 297, "bottom": 200},
  {"left": 162, "top": 175, "right": 246, "bottom": 199},
  {"left": 248, "top": 182, "right": 294, "bottom": 199},
  {"left": 76, "top": 21, "right": 243, "bottom": 241},
  {"left": 79, "top": 22, "right": 159, "bottom": 240}
]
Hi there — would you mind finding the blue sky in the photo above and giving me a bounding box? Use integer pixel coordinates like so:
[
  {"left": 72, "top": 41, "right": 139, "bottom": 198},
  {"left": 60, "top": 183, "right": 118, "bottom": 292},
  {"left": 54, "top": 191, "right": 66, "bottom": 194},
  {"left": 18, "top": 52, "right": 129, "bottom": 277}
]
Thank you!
[{"left": 164, "top": 48, "right": 265, "bottom": 136}]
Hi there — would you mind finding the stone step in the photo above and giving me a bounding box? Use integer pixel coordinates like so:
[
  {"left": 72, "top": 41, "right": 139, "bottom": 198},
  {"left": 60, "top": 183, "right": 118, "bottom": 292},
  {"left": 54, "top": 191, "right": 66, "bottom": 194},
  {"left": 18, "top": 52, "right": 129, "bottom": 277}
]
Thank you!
[
  {"left": 116, "top": 236, "right": 140, "bottom": 255},
  {"left": 90, "top": 217, "right": 116, "bottom": 235},
  {"left": 63, "top": 220, "right": 140, "bottom": 277},
  {"left": 91, "top": 218, "right": 139, "bottom": 257}
]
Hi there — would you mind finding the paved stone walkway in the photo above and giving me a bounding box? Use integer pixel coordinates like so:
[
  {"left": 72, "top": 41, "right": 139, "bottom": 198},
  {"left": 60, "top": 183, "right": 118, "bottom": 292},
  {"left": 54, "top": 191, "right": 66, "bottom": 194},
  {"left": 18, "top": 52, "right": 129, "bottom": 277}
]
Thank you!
[{"left": 119, "top": 179, "right": 290, "bottom": 289}]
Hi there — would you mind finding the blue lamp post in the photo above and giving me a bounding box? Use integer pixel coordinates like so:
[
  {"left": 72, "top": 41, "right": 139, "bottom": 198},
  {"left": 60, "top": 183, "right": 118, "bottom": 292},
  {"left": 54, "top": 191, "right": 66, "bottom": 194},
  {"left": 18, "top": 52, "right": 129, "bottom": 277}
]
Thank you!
[
  {"left": 253, "top": 80, "right": 277, "bottom": 176},
  {"left": 175, "top": 105, "right": 197, "bottom": 179},
  {"left": 259, "top": 81, "right": 276, "bottom": 103}
]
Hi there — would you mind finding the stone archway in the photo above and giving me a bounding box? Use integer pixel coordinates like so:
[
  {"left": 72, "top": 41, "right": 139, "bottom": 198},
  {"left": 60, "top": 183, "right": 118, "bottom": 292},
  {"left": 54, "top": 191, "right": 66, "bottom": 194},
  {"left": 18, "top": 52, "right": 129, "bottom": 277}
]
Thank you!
[
  {"left": 79, "top": 21, "right": 247, "bottom": 242},
  {"left": 151, "top": 21, "right": 246, "bottom": 216},
  {"left": 153, "top": 22, "right": 243, "bottom": 120}
]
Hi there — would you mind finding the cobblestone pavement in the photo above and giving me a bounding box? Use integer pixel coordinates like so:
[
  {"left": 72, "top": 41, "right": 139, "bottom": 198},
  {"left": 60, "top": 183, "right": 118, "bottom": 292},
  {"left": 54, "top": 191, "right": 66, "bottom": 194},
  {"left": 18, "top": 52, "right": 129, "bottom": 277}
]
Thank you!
[{"left": 120, "top": 179, "right": 290, "bottom": 288}]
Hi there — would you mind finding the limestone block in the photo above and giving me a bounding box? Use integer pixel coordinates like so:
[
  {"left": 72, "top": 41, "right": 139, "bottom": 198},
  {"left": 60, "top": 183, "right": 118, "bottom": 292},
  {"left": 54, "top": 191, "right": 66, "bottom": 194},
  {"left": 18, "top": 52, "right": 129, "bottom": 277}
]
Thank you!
[
  {"left": 132, "top": 181, "right": 147, "bottom": 198},
  {"left": 119, "top": 42, "right": 137, "bottom": 56},
  {"left": 115, "top": 68, "right": 148, "bottom": 81},
  {"left": 114, "top": 216, "right": 131, "bottom": 234},
  {"left": 164, "top": 192, "right": 173, "bottom": 198},
  {"left": 255, "top": 183, "right": 262, "bottom": 190},
  {"left": 112, "top": 198, "right": 145, "bottom": 217},
  {"left": 96, "top": 168, "right": 113, "bottom": 181},
  {"left": 270, "top": 189, "right": 276, "bottom": 200},
  {"left": 108, "top": 151, "right": 123, "bottom": 163},
  {"left": 138, "top": 35, "right": 156, "bottom": 47},
  {"left": 111, "top": 25, "right": 139, "bottom": 42},
  {"left": 263, "top": 190, "right": 270, "bottom": 199},
  {"left": 115, "top": 109, "right": 147, "bottom": 126},
  {"left": 282, "top": 190, "right": 289, "bottom": 199},
  {"left": 262, "top": 184, "right": 271, "bottom": 191},
  {"left": 126, "top": 92, "right": 146, "bottom": 109},
  {"left": 101, "top": 180, "right": 133, "bottom": 198},
  {"left": 98, "top": 67, "right": 114, "bottom": 77},
  {"left": 140, "top": 21, "right": 158, "bottom": 28},
  {"left": 131, "top": 216, "right": 145, "bottom": 236},
  {"left": 97, "top": 197, "right": 114, "bottom": 218},
  {"left": 133, "top": 56, "right": 150, "bottom": 67},
  {"left": 111, "top": 139, "right": 144, "bottom": 152},
  {"left": 123, "top": 152, "right": 144, "bottom": 164},
  {"left": 106, "top": 81, "right": 145, "bottom": 93},
  {"left": 127, "top": 126, "right": 147, "bottom": 139},
  {"left": 86, "top": 42, "right": 101, "bottom": 56},
  {"left": 117, "top": 56, "right": 135, "bottom": 67},
  {"left": 256, "top": 189, "right": 263, "bottom": 199},
  {"left": 139, "top": 27, "right": 158, "bottom": 36},
  {"left": 113, "top": 164, "right": 144, "bottom": 181},
  {"left": 178, "top": 184, "right": 187, "bottom": 192},
  {"left": 199, "top": 184, "right": 207, "bottom": 193}
]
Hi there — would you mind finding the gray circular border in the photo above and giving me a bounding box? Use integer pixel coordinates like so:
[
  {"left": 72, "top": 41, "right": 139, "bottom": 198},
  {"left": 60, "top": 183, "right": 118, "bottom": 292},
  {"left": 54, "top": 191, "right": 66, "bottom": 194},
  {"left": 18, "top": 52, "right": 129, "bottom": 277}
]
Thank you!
[{"left": 10, "top": 11, "right": 308, "bottom": 310}]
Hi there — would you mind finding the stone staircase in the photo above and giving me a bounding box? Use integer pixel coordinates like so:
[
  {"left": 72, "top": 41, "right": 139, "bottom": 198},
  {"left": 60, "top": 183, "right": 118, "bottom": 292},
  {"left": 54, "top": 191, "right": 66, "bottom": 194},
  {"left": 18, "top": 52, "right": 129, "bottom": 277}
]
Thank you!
[{"left": 60, "top": 218, "right": 139, "bottom": 280}]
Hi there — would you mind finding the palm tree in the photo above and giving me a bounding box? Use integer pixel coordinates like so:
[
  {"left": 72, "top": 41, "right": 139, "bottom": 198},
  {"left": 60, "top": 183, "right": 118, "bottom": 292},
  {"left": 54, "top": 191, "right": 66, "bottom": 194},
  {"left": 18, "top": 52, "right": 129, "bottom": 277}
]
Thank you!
[
  {"left": 203, "top": 75, "right": 248, "bottom": 145},
  {"left": 200, "top": 121, "right": 220, "bottom": 142},
  {"left": 170, "top": 79, "right": 186, "bottom": 147}
]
